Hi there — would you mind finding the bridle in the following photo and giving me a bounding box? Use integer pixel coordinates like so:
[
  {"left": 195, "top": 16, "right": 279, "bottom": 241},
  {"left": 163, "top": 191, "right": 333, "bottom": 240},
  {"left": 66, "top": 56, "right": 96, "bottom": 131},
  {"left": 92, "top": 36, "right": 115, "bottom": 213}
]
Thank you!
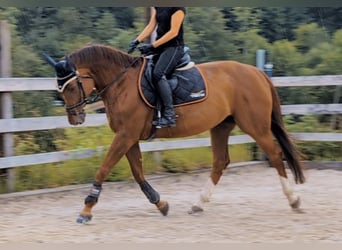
[
  {"left": 57, "top": 71, "right": 92, "bottom": 115},
  {"left": 58, "top": 57, "right": 140, "bottom": 115}
]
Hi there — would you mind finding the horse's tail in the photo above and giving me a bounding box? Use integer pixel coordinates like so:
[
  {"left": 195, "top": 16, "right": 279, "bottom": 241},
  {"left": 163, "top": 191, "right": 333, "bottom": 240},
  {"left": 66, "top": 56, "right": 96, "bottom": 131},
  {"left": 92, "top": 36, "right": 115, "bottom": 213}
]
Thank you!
[{"left": 268, "top": 75, "right": 306, "bottom": 184}]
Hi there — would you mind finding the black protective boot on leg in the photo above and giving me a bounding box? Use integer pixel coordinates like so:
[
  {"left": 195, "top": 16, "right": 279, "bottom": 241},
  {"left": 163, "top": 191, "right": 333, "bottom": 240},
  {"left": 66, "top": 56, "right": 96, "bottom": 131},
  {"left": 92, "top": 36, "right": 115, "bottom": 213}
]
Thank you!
[{"left": 153, "top": 76, "right": 176, "bottom": 128}]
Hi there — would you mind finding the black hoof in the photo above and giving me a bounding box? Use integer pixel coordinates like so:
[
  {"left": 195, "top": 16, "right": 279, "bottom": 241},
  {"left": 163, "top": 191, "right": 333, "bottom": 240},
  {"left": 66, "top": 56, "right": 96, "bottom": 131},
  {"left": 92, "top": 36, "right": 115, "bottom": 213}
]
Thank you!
[
  {"left": 188, "top": 205, "right": 204, "bottom": 214},
  {"left": 76, "top": 214, "right": 92, "bottom": 224}
]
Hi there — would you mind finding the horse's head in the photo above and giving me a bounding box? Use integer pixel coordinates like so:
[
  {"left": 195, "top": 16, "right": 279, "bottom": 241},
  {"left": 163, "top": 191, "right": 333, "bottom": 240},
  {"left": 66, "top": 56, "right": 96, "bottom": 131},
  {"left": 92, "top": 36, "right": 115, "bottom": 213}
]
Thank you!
[{"left": 43, "top": 53, "right": 95, "bottom": 125}]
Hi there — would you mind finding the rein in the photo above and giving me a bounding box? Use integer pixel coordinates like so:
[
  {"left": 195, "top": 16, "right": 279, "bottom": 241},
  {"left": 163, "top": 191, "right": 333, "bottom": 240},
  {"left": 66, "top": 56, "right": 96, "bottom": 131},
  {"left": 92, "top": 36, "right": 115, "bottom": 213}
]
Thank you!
[{"left": 88, "top": 57, "right": 141, "bottom": 103}]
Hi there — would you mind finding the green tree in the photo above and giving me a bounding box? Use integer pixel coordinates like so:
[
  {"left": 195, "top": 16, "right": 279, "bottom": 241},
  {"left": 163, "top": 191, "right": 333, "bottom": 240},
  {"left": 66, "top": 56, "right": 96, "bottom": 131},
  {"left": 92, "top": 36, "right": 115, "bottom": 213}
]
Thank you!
[
  {"left": 258, "top": 7, "right": 311, "bottom": 43},
  {"left": 221, "top": 7, "right": 240, "bottom": 32},
  {"left": 307, "top": 7, "right": 342, "bottom": 34},
  {"left": 270, "top": 40, "right": 303, "bottom": 76},
  {"left": 294, "top": 23, "right": 330, "bottom": 54},
  {"left": 185, "top": 7, "right": 235, "bottom": 62},
  {"left": 314, "top": 30, "right": 342, "bottom": 75},
  {"left": 107, "top": 7, "right": 135, "bottom": 29},
  {"left": 233, "top": 29, "right": 270, "bottom": 65},
  {"left": 232, "top": 7, "right": 261, "bottom": 32},
  {"left": 93, "top": 11, "right": 119, "bottom": 43}
]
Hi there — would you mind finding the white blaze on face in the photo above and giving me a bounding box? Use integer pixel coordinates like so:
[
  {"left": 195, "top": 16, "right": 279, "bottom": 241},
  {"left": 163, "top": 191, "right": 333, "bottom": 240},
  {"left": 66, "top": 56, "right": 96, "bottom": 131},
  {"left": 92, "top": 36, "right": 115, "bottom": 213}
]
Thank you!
[{"left": 279, "top": 176, "right": 298, "bottom": 205}]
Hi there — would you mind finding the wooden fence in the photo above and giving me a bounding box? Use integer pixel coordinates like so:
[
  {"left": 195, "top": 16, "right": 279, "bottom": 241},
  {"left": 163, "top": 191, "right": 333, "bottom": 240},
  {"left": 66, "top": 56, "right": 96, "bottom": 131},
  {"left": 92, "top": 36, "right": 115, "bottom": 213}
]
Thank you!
[{"left": 0, "top": 75, "right": 342, "bottom": 191}]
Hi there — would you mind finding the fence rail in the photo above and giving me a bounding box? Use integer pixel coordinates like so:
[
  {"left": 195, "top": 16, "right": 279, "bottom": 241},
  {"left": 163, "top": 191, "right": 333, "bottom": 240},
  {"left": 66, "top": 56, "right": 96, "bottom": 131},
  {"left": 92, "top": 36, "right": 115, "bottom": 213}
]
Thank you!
[
  {"left": 1, "top": 104, "right": 342, "bottom": 133},
  {"left": 1, "top": 75, "right": 342, "bottom": 92}
]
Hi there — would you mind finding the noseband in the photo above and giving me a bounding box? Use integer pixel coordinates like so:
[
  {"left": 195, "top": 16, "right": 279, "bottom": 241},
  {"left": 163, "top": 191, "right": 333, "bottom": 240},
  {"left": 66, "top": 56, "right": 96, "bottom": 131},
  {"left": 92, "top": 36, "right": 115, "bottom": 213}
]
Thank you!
[
  {"left": 57, "top": 72, "right": 92, "bottom": 115},
  {"left": 65, "top": 78, "right": 87, "bottom": 115}
]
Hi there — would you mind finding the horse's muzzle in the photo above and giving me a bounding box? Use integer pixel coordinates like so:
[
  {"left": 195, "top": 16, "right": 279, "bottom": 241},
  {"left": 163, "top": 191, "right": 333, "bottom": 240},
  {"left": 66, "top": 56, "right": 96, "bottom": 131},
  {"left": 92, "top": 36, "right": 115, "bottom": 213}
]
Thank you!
[{"left": 67, "top": 109, "right": 86, "bottom": 125}]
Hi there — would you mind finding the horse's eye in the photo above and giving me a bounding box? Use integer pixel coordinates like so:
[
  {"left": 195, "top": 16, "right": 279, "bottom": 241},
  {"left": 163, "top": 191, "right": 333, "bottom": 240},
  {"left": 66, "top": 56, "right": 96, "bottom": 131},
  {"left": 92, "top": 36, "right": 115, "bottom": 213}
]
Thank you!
[{"left": 66, "top": 84, "right": 77, "bottom": 93}]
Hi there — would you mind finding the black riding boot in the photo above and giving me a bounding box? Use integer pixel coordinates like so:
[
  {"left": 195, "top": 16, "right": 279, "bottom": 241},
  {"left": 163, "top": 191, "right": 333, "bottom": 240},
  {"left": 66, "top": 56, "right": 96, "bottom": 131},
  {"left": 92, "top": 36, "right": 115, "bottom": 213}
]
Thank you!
[{"left": 153, "top": 76, "right": 176, "bottom": 128}]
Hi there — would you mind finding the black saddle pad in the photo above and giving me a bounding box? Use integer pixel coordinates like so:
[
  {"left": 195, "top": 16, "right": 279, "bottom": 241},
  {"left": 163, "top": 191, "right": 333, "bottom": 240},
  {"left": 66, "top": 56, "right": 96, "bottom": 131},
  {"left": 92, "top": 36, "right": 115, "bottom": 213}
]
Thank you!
[{"left": 139, "top": 61, "right": 207, "bottom": 108}]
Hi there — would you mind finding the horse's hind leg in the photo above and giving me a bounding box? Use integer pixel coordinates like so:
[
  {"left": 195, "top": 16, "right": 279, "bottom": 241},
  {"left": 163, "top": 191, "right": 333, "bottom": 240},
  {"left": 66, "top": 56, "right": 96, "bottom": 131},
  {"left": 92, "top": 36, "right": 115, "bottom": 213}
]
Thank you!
[
  {"left": 250, "top": 132, "right": 301, "bottom": 209},
  {"left": 126, "top": 142, "right": 169, "bottom": 216},
  {"left": 190, "top": 118, "right": 235, "bottom": 214}
]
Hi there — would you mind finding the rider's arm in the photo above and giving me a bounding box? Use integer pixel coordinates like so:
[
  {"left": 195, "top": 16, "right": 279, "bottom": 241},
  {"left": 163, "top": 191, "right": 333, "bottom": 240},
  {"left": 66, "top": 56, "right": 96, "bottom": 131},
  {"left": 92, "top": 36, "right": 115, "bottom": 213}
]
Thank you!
[
  {"left": 152, "top": 10, "right": 185, "bottom": 48},
  {"left": 136, "top": 7, "right": 157, "bottom": 43}
]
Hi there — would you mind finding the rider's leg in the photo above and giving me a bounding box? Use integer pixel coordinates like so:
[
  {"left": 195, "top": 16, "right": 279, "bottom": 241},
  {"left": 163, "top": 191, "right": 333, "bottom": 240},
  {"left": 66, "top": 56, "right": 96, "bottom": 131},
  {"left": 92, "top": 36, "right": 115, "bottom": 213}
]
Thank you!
[
  {"left": 152, "top": 46, "right": 184, "bottom": 128},
  {"left": 154, "top": 75, "right": 176, "bottom": 127}
]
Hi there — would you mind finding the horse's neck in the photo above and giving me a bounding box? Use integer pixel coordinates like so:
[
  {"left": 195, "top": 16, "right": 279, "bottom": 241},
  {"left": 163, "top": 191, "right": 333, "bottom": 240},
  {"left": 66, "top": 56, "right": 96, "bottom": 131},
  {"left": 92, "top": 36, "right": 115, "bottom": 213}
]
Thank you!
[
  {"left": 92, "top": 56, "right": 142, "bottom": 92},
  {"left": 95, "top": 59, "right": 142, "bottom": 105},
  {"left": 99, "top": 61, "right": 146, "bottom": 131}
]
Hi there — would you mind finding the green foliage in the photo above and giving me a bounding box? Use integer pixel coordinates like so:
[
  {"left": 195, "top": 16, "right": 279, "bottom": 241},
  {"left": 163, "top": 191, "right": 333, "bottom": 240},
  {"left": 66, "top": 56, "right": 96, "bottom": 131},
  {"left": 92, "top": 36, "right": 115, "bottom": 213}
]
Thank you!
[
  {"left": 270, "top": 40, "right": 303, "bottom": 76},
  {"left": 232, "top": 7, "right": 261, "bottom": 32},
  {"left": 303, "top": 42, "right": 334, "bottom": 75},
  {"left": 12, "top": 91, "right": 60, "bottom": 153},
  {"left": 161, "top": 148, "right": 212, "bottom": 173},
  {"left": 94, "top": 12, "right": 119, "bottom": 42},
  {"left": 4, "top": 7, "right": 342, "bottom": 76},
  {"left": 13, "top": 158, "right": 101, "bottom": 191},
  {"left": 307, "top": 7, "right": 342, "bottom": 34},
  {"left": 310, "top": 30, "right": 342, "bottom": 75},
  {"left": 185, "top": 8, "right": 236, "bottom": 62},
  {"left": 12, "top": 43, "right": 51, "bottom": 77},
  {"left": 278, "top": 86, "right": 338, "bottom": 105},
  {"left": 109, "top": 28, "right": 138, "bottom": 51},
  {"left": 294, "top": 23, "right": 330, "bottom": 54},
  {"left": 258, "top": 7, "right": 310, "bottom": 43},
  {"left": 333, "top": 29, "right": 342, "bottom": 48},
  {"left": 233, "top": 29, "right": 270, "bottom": 65},
  {"left": 13, "top": 91, "right": 56, "bottom": 117},
  {"left": 297, "top": 142, "right": 342, "bottom": 161},
  {"left": 284, "top": 115, "right": 342, "bottom": 161}
]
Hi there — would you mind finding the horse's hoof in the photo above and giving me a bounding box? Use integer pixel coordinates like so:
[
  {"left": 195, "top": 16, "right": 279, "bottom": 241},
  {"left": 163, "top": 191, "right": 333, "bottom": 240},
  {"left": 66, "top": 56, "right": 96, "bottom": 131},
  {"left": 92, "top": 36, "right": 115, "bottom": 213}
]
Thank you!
[
  {"left": 188, "top": 205, "right": 204, "bottom": 214},
  {"left": 290, "top": 196, "right": 301, "bottom": 210},
  {"left": 76, "top": 214, "right": 92, "bottom": 224},
  {"left": 157, "top": 200, "right": 169, "bottom": 216}
]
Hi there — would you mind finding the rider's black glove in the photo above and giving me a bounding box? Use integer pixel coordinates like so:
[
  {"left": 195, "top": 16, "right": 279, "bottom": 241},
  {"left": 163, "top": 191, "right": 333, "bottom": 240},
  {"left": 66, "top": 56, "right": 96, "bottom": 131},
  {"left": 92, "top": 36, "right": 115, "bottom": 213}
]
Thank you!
[
  {"left": 138, "top": 44, "right": 155, "bottom": 55},
  {"left": 128, "top": 39, "right": 140, "bottom": 54}
]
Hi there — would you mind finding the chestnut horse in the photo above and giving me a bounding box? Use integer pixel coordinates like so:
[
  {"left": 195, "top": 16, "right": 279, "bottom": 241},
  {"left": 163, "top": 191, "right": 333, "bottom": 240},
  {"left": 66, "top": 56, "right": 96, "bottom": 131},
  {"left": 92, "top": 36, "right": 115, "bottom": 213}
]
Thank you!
[{"left": 44, "top": 44, "right": 305, "bottom": 224}]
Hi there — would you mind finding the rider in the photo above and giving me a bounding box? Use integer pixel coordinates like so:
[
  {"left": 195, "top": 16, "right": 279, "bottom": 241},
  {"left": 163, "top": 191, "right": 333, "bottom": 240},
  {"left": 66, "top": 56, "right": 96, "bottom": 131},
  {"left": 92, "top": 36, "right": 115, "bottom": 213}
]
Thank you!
[{"left": 128, "top": 7, "right": 186, "bottom": 128}]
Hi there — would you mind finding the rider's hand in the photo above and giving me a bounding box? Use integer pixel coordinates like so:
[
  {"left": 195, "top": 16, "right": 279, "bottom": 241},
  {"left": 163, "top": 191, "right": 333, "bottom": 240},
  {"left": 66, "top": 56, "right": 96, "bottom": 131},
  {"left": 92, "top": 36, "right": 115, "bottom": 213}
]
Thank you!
[
  {"left": 127, "top": 39, "right": 140, "bottom": 54},
  {"left": 138, "top": 44, "right": 155, "bottom": 55}
]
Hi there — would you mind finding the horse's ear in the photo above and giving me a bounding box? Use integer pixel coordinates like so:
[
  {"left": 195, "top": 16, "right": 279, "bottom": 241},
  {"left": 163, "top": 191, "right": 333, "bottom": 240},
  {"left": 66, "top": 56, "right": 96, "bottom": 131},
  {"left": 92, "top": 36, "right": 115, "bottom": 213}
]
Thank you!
[
  {"left": 65, "top": 57, "right": 76, "bottom": 71},
  {"left": 43, "top": 52, "right": 57, "bottom": 67}
]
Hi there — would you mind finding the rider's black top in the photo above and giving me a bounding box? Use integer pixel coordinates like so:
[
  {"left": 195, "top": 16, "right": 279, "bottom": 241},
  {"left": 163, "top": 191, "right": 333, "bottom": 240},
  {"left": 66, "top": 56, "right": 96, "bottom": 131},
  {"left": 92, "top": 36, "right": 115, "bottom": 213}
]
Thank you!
[{"left": 154, "top": 7, "right": 186, "bottom": 50}]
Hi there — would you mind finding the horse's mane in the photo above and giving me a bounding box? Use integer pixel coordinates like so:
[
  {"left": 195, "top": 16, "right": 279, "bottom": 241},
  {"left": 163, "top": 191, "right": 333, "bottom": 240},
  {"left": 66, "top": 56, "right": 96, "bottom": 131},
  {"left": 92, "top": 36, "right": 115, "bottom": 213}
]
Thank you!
[{"left": 68, "top": 44, "right": 140, "bottom": 68}]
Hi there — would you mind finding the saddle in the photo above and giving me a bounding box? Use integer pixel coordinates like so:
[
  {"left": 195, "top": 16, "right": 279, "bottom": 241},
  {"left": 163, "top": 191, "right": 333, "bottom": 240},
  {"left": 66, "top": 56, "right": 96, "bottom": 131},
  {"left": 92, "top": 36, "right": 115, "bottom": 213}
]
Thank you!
[{"left": 138, "top": 47, "right": 207, "bottom": 108}]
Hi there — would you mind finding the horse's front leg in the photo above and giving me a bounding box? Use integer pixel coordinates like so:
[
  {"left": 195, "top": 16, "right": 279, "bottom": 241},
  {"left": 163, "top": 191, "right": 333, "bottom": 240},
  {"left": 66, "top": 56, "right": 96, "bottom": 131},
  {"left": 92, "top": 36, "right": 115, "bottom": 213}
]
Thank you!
[
  {"left": 126, "top": 142, "right": 169, "bottom": 216},
  {"left": 76, "top": 134, "right": 136, "bottom": 224}
]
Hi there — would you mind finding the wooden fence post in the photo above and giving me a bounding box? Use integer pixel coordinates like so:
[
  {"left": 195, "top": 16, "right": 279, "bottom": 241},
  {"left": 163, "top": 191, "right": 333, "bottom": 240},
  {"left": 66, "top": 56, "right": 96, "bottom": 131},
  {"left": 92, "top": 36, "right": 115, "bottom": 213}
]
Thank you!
[{"left": 0, "top": 20, "right": 14, "bottom": 192}]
